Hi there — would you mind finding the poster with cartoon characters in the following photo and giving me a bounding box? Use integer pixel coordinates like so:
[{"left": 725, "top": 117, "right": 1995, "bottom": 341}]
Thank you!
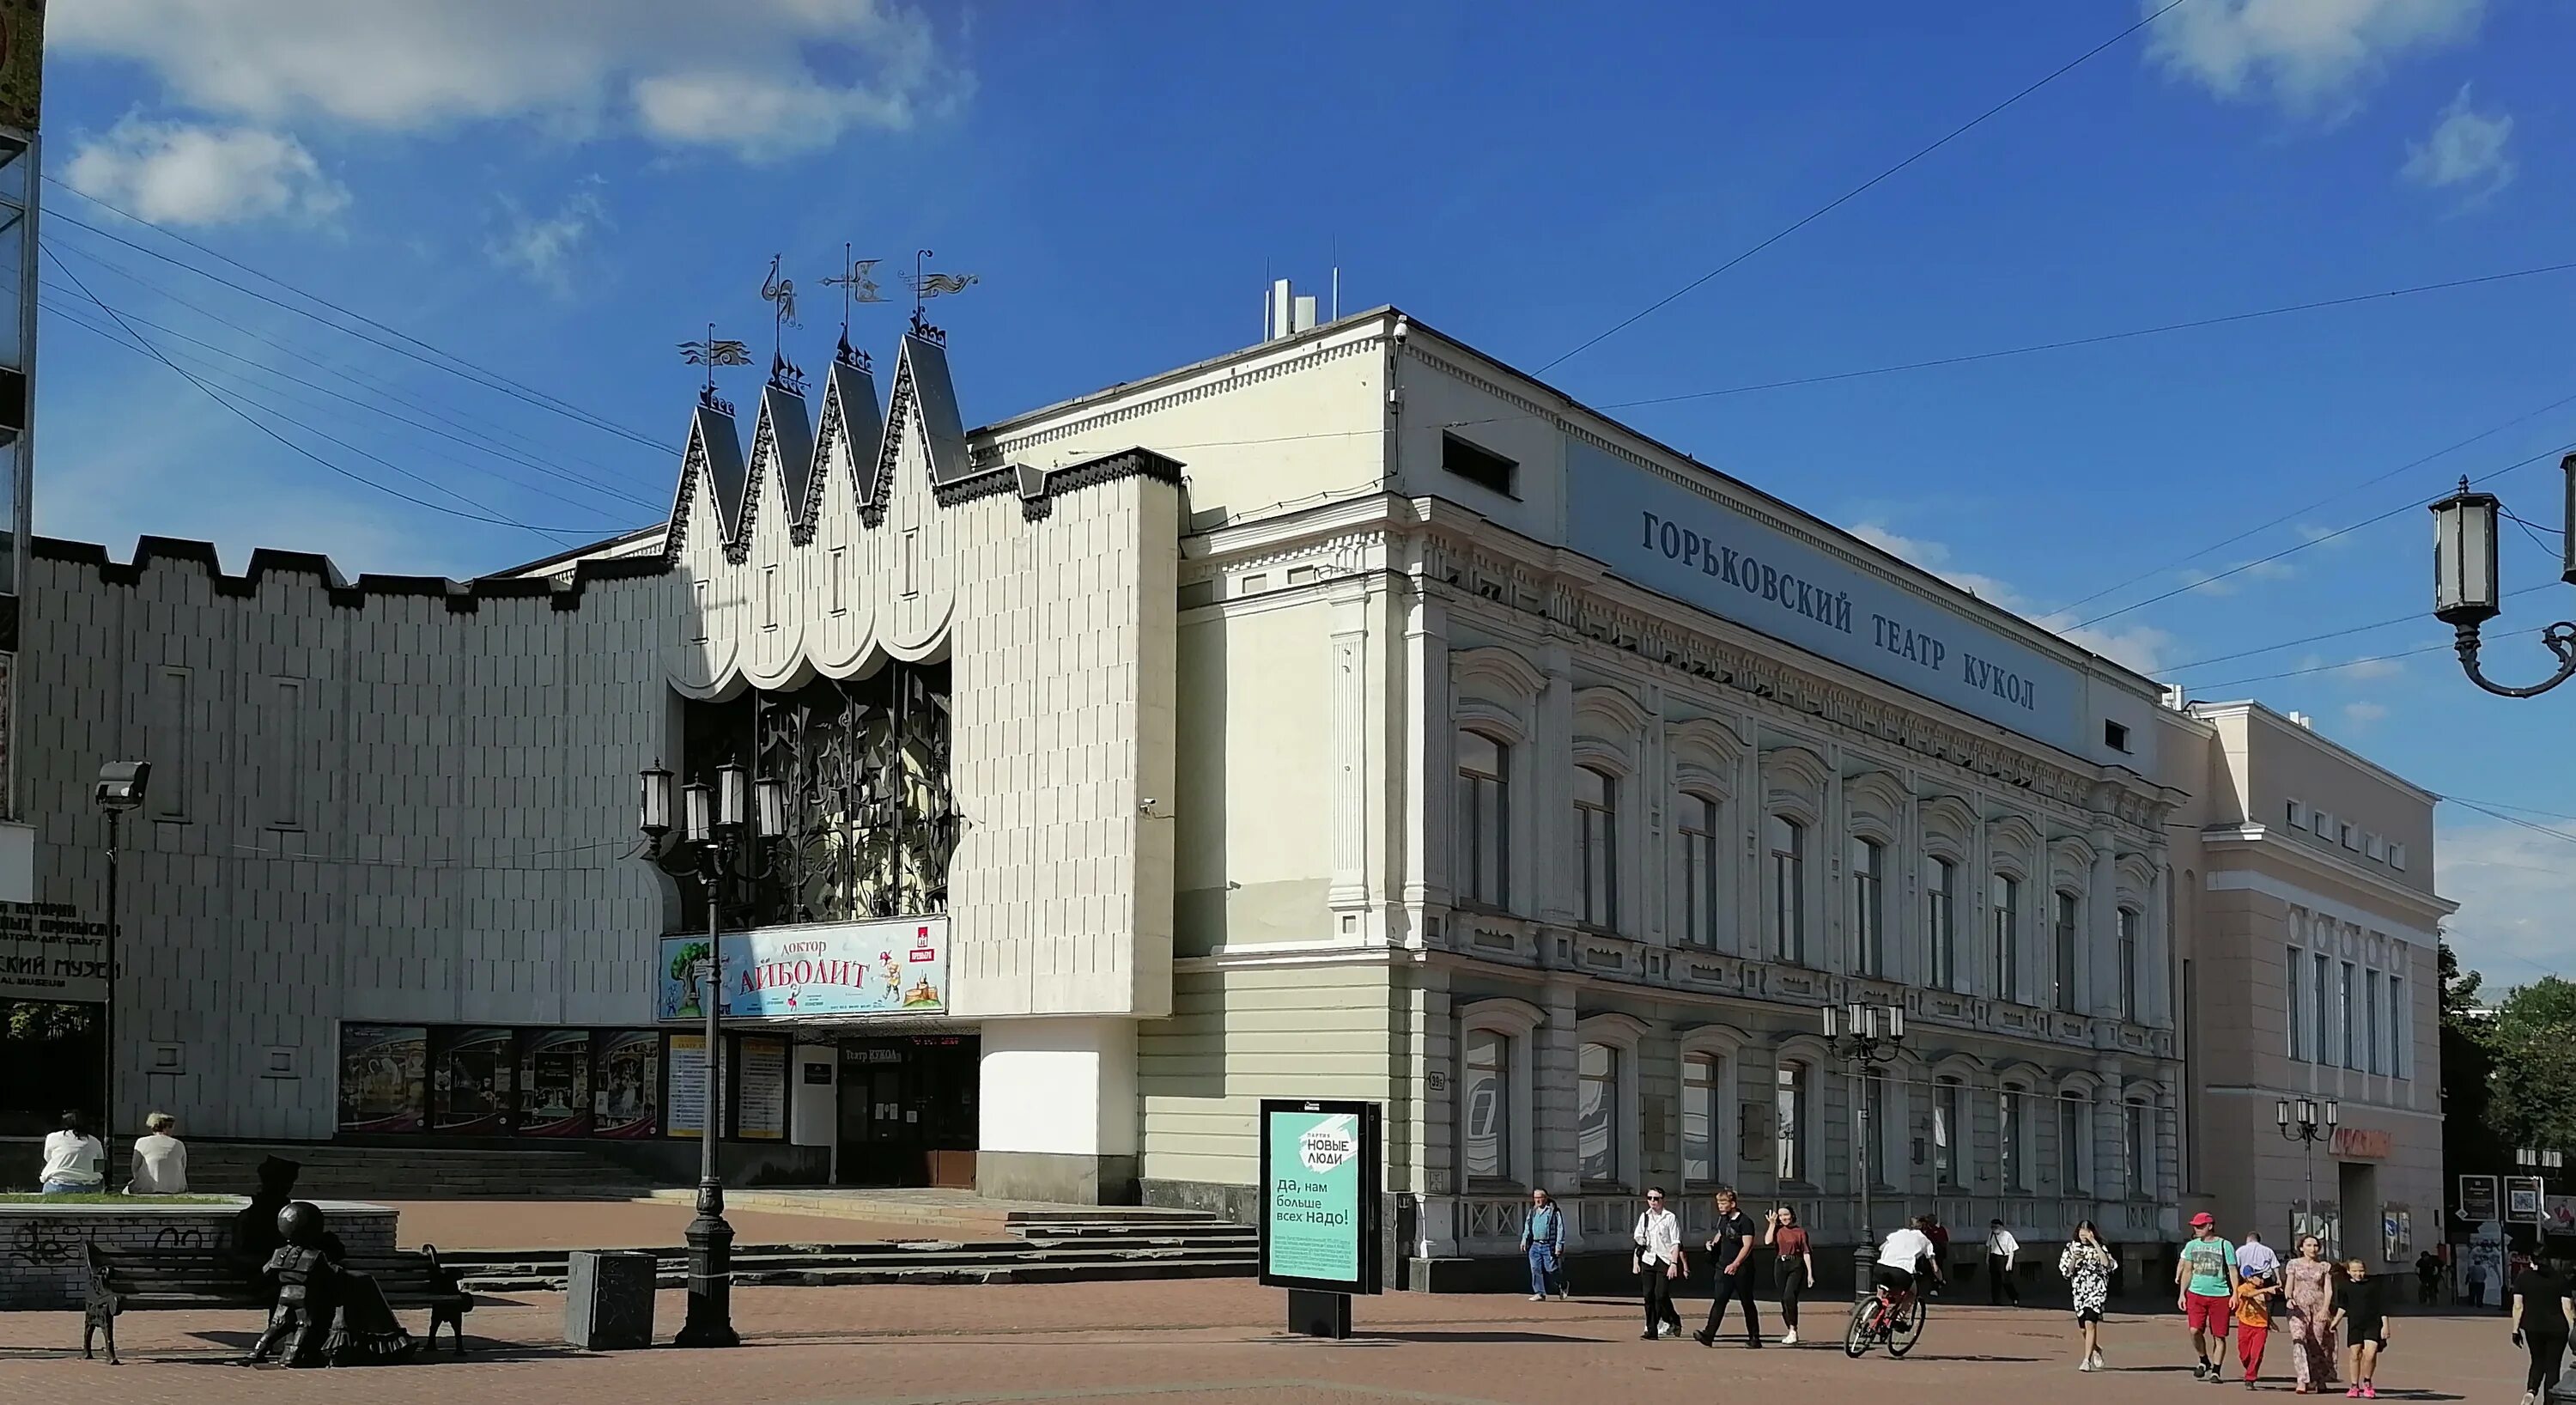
[{"left": 656, "top": 916, "right": 948, "bottom": 1022}]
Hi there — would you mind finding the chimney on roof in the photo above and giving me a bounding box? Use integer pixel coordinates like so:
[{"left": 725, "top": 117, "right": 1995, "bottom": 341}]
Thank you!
[{"left": 2287, "top": 710, "right": 2313, "bottom": 729}]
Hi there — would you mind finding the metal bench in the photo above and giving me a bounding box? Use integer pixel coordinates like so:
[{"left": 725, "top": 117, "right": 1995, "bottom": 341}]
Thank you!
[{"left": 82, "top": 1242, "right": 472, "bottom": 1365}]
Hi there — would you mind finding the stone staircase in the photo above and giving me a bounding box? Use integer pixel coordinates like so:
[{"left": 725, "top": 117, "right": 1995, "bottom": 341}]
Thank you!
[
  {"left": 444, "top": 1208, "right": 1257, "bottom": 1292},
  {"left": 185, "top": 1142, "right": 660, "bottom": 1199}
]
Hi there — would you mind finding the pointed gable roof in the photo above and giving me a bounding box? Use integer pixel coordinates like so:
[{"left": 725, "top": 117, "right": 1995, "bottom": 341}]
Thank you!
[
  {"left": 755, "top": 380, "right": 817, "bottom": 531},
  {"left": 865, "top": 330, "right": 971, "bottom": 526},
  {"left": 805, "top": 355, "right": 884, "bottom": 541},
  {"left": 671, "top": 396, "right": 747, "bottom": 559}
]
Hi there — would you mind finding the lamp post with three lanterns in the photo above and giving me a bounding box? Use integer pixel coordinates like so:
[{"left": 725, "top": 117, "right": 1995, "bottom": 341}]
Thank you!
[
  {"left": 2276, "top": 1098, "right": 2339, "bottom": 1252},
  {"left": 1824, "top": 1001, "right": 1906, "bottom": 1299}
]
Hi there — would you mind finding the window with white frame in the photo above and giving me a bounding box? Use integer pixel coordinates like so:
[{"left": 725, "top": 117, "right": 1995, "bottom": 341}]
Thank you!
[
  {"left": 2366, "top": 833, "right": 2387, "bottom": 863},
  {"left": 1680, "top": 794, "right": 1721, "bottom": 948},
  {"left": 2366, "top": 969, "right": 2384, "bottom": 1074},
  {"left": 2125, "top": 1099, "right": 2151, "bottom": 1199},
  {"left": 1934, "top": 1076, "right": 1964, "bottom": 1189},
  {"left": 1863, "top": 1067, "right": 1892, "bottom": 1189},
  {"left": 1852, "top": 836, "right": 1886, "bottom": 976},
  {"left": 1575, "top": 765, "right": 1618, "bottom": 930},
  {"left": 1682, "top": 1053, "right": 1723, "bottom": 1183},
  {"left": 1991, "top": 873, "right": 2022, "bottom": 1002},
  {"left": 2117, "top": 907, "right": 2141, "bottom": 1021},
  {"left": 1463, "top": 1029, "right": 1512, "bottom": 1182},
  {"left": 2058, "top": 1092, "right": 2087, "bottom": 1195},
  {"left": 1769, "top": 815, "right": 1808, "bottom": 964},
  {"left": 2390, "top": 842, "right": 2408, "bottom": 871},
  {"left": 2287, "top": 945, "right": 2304, "bottom": 1059},
  {"left": 1578, "top": 1042, "right": 1619, "bottom": 1184},
  {"left": 1927, "top": 857, "right": 1959, "bottom": 991},
  {"left": 2000, "top": 1085, "right": 2027, "bottom": 1192},
  {"left": 1776, "top": 1062, "right": 1809, "bottom": 1183},
  {"left": 2053, "top": 890, "right": 2081, "bottom": 1013},
  {"left": 2390, "top": 976, "right": 2409, "bottom": 1078},
  {"left": 2339, "top": 821, "right": 2358, "bottom": 850},
  {"left": 1455, "top": 730, "right": 1510, "bottom": 909},
  {"left": 2341, "top": 961, "right": 2359, "bottom": 1069},
  {"left": 2287, "top": 800, "right": 2307, "bottom": 830},
  {"left": 2313, "top": 951, "right": 2331, "bottom": 1064}
]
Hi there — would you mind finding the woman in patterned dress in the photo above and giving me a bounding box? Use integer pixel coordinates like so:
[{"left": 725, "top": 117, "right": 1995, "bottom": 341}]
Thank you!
[
  {"left": 2280, "top": 1233, "right": 2342, "bottom": 1393},
  {"left": 2060, "top": 1219, "right": 2117, "bottom": 1372}
]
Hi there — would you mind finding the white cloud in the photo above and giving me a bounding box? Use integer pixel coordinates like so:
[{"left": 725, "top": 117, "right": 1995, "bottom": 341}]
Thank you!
[
  {"left": 2144, "top": 0, "right": 2484, "bottom": 114},
  {"left": 1851, "top": 520, "right": 2179, "bottom": 674},
  {"left": 2401, "top": 84, "right": 2514, "bottom": 198},
  {"left": 64, "top": 118, "right": 349, "bottom": 226},
  {"left": 489, "top": 180, "right": 608, "bottom": 293},
  {"left": 2438, "top": 819, "right": 2576, "bottom": 984},
  {"left": 2340, "top": 700, "right": 2390, "bottom": 728},
  {"left": 52, "top": 0, "right": 967, "bottom": 161}
]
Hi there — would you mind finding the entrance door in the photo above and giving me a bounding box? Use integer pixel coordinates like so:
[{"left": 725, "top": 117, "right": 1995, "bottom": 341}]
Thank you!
[{"left": 835, "top": 1036, "right": 980, "bottom": 1187}]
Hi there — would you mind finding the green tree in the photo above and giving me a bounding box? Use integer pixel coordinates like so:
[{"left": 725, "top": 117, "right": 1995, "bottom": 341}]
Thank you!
[
  {"left": 2439, "top": 941, "right": 2504, "bottom": 1192},
  {"left": 2483, "top": 976, "right": 2576, "bottom": 1153}
]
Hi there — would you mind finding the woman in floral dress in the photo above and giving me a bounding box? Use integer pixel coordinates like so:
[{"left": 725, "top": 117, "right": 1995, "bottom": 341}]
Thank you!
[
  {"left": 2059, "top": 1219, "right": 2117, "bottom": 1372},
  {"left": 2280, "top": 1233, "right": 2342, "bottom": 1393}
]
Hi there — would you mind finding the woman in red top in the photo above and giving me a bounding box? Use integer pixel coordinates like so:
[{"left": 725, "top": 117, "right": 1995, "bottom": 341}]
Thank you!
[{"left": 1768, "top": 1207, "right": 1816, "bottom": 1346}]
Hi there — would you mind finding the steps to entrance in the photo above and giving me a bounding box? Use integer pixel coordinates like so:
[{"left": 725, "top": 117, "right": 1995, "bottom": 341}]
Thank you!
[
  {"left": 444, "top": 1211, "right": 1256, "bottom": 1293},
  {"left": 185, "top": 1143, "right": 660, "bottom": 1200}
]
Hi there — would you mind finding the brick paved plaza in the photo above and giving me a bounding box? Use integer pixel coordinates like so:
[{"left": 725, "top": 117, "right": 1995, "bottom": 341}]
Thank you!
[{"left": 0, "top": 1279, "right": 2531, "bottom": 1405}]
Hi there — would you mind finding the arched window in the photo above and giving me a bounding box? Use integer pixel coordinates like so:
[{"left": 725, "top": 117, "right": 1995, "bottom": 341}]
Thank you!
[
  {"left": 1850, "top": 836, "right": 1886, "bottom": 976},
  {"left": 2057, "top": 1091, "right": 2089, "bottom": 1195},
  {"left": 2000, "top": 1083, "right": 2027, "bottom": 1192},
  {"left": 1455, "top": 729, "right": 1510, "bottom": 909},
  {"left": 1682, "top": 1052, "right": 1725, "bottom": 1183},
  {"left": 1925, "top": 857, "right": 1959, "bottom": 991},
  {"left": 1578, "top": 1042, "right": 1621, "bottom": 1184},
  {"left": 1933, "top": 1075, "right": 1965, "bottom": 1189},
  {"left": 1990, "top": 874, "right": 2021, "bottom": 1003},
  {"left": 1769, "top": 816, "right": 1807, "bottom": 964},
  {"left": 1463, "top": 1027, "right": 1513, "bottom": 1182},
  {"left": 1679, "top": 794, "right": 1721, "bottom": 948},
  {"left": 1775, "top": 1061, "right": 1809, "bottom": 1183},
  {"left": 2117, "top": 907, "right": 2141, "bottom": 1021},
  {"left": 2053, "top": 891, "right": 2081, "bottom": 1013},
  {"left": 2124, "top": 1098, "right": 2152, "bottom": 1200},
  {"left": 1575, "top": 765, "right": 1619, "bottom": 929}
]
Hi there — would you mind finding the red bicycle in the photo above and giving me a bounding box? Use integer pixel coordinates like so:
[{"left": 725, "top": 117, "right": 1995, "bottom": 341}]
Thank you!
[{"left": 1844, "top": 1281, "right": 1930, "bottom": 1358}]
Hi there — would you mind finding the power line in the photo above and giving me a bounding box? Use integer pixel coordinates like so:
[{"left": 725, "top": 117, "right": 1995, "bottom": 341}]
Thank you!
[
  {"left": 44, "top": 245, "right": 605, "bottom": 538},
  {"left": 2445, "top": 800, "right": 2576, "bottom": 848},
  {"left": 1540, "top": 0, "right": 2193, "bottom": 374},
  {"left": 44, "top": 204, "right": 671, "bottom": 453},
  {"left": 2163, "top": 584, "right": 2557, "bottom": 673},
  {"left": 2184, "top": 630, "right": 2545, "bottom": 691},
  {"left": 2441, "top": 797, "right": 2576, "bottom": 825}
]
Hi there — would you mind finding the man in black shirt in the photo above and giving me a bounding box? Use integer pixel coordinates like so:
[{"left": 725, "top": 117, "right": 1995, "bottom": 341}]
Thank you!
[
  {"left": 1693, "top": 1187, "right": 1765, "bottom": 1347},
  {"left": 2512, "top": 1257, "right": 2573, "bottom": 1405}
]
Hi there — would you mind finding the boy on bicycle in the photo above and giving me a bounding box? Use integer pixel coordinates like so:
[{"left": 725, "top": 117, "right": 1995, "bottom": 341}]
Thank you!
[{"left": 1874, "top": 1215, "right": 1947, "bottom": 1329}]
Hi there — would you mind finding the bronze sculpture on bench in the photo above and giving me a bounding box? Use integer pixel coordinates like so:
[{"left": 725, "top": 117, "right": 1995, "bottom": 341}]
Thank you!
[{"left": 239, "top": 1201, "right": 417, "bottom": 1368}]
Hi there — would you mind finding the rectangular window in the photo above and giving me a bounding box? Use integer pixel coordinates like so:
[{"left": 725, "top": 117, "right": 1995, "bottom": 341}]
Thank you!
[
  {"left": 1440, "top": 432, "right": 1518, "bottom": 496},
  {"left": 2053, "top": 891, "right": 2081, "bottom": 1013},
  {"left": 1680, "top": 796, "right": 1720, "bottom": 947},
  {"left": 691, "top": 580, "right": 710, "bottom": 642},
  {"left": 2117, "top": 908, "right": 2140, "bottom": 1021},
  {"left": 1463, "top": 1030, "right": 1510, "bottom": 1181},
  {"left": 900, "top": 528, "right": 921, "bottom": 597},
  {"left": 1775, "top": 1063, "right": 1807, "bottom": 1183},
  {"left": 2104, "top": 720, "right": 2130, "bottom": 752},
  {"left": 1851, "top": 837, "right": 1886, "bottom": 976},
  {"left": 1990, "top": 873, "right": 2020, "bottom": 1003},
  {"left": 149, "top": 665, "right": 192, "bottom": 823},
  {"left": 1575, "top": 766, "right": 1618, "bottom": 930},
  {"left": 2126, "top": 1100, "right": 2150, "bottom": 1199},
  {"left": 2366, "top": 970, "right": 2384, "bottom": 1075},
  {"left": 2391, "top": 976, "right": 2409, "bottom": 1078},
  {"left": 266, "top": 678, "right": 305, "bottom": 830},
  {"left": 1863, "top": 1068, "right": 1890, "bottom": 1189},
  {"left": 762, "top": 564, "right": 779, "bottom": 630},
  {"left": 2314, "top": 952, "right": 2331, "bottom": 1063},
  {"left": 2341, "top": 961, "right": 2359, "bottom": 1069},
  {"left": 2366, "top": 833, "right": 2387, "bottom": 862},
  {"left": 2390, "top": 842, "right": 2408, "bottom": 872},
  {"left": 1769, "top": 815, "right": 1807, "bottom": 964},
  {"left": 1934, "top": 1077, "right": 1963, "bottom": 1189},
  {"left": 1577, "top": 1042, "right": 1619, "bottom": 1184},
  {"left": 2287, "top": 945, "right": 2305, "bottom": 1059},
  {"left": 829, "top": 547, "right": 848, "bottom": 614},
  {"left": 1455, "top": 731, "right": 1510, "bottom": 909},
  {"left": 2339, "top": 822, "right": 2358, "bottom": 850},
  {"left": 2059, "top": 1093, "right": 2087, "bottom": 1195},
  {"left": 2001, "top": 1087, "right": 2026, "bottom": 1192},
  {"left": 1927, "top": 857, "right": 1959, "bottom": 991},
  {"left": 2287, "top": 800, "right": 2307, "bottom": 830},
  {"left": 1682, "top": 1054, "right": 1721, "bottom": 1183}
]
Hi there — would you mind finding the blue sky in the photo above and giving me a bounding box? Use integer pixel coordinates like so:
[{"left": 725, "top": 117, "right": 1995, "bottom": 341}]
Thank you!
[{"left": 33, "top": 0, "right": 2576, "bottom": 982}]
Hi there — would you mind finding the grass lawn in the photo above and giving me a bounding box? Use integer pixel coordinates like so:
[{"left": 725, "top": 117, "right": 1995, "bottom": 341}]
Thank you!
[{"left": 0, "top": 1193, "right": 235, "bottom": 1204}]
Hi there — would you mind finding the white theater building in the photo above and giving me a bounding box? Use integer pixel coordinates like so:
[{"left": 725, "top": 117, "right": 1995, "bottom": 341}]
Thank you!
[{"left": 14, "top": 296, "right": 2444, "bottom": 1286}]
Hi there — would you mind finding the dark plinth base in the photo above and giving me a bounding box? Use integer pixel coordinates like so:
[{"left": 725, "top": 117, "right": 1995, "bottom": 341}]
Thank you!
[
  {"left": 1285, "top": 1288, "right": 1352, "bottom": 1340},
  {"left": 565, "top": 1250, "right": 657, "bottom": 1351}
]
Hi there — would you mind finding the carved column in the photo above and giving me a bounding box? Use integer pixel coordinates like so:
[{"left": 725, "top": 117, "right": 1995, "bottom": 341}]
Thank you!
[
  {"left": 1327, "top": 581, "right": 1371, "bottom": 918},
  {"left": 1403, "top": 593, "right": 1450, "bottom": 925}
]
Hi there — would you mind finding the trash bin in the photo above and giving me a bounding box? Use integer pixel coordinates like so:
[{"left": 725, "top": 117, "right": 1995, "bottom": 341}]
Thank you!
[{"left": 565, "top": 1250, "right": 657, "bottom": 1351}]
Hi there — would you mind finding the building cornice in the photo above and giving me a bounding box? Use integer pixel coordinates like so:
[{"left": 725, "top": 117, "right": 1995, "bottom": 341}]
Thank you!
[
  {"left": 33, "top": 535, "right": 668, "bottom": 614},
  {"left": 2200, "top": 824, "right": 2457, "bottom": 927}
]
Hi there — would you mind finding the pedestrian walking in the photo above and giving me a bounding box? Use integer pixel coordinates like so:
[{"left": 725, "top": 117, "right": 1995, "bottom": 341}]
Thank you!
[
  {"left": 2330, "top": 1258, "right": 2389, "bottom": 1399},
  {"left": 1522, "top": 1188, "right": 1567, "bottom": 1301},
  {"left": 1693, "top": 1187, "right": 1764, "bottom": 1347},
  {"left": 2281, "top": 1234, "right": 2341, "bottom": 1394},
  {"left": 2413, "top": 1250, "right": 2439, "bottom": 1306},
  {"left": 39, "top": 1110, "right": 106, "bottom": 1195},
  {"left": 2511, "top": 1255, "right": 2573, "bottom": 1405},
  {"left": 1925, "top": 1213, "right": 1952, "bottom": 1297},
  {"left": 1767, "top": 1206, "right": 1814, "bottom": 1346},
  {"left": 2179, "top": 1211, "right": 2242, "bottom": 1383},
  {"left": 1632, "top": 1187, "right": 1686, "bottom": 1341},
  {"left": 2233, "top": 1267, "right": 2280, "bottom": 1388},
  {"left": 128, "top": 1111, "right": 189, "bottom": 1195},
  {"left": 1986, "top": 1219, "right": 2022, "bottom": 1305},
  {"left": 2239, "top": 1232, "right": 2281, "bottom": 1283},
  {"left": 2059, "top": 1218, "right": 2117, "bottom": 1372}
]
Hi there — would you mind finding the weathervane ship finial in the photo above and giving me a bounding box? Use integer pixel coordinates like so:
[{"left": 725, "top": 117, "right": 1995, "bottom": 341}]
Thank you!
[{"left": 678, "top": 322, "right": 752, "bottom": 411}]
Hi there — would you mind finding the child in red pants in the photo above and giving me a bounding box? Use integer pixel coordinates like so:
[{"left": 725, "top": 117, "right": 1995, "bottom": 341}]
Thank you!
[{"left": 2233, "top": 1268, "right": 2280, "bottom": 1387}]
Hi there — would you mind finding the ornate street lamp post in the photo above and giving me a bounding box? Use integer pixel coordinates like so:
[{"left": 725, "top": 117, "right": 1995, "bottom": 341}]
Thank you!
[
  {"left": 2276, "top": 1098, "right": 2338, "bottom": 1252},
  {"left": 640, "top": 758, "right": 782, "bottom": 1349},
  {"left": 2429, "top": 455, "right": 2576, "bottom": 697},
  {"left": 1824, "top": 1001, "right": 1905, "bottom": 1298}
]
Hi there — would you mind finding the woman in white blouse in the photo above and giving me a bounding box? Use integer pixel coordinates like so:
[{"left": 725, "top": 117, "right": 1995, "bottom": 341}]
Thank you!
[{"left": 129, "top": 1111, "right": 189, "bottom": 1195}]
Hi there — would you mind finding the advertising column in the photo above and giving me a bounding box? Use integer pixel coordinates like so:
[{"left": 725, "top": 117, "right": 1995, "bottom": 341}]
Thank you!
[{"left": 1258, "top": 1098, "right": 1382, "bottom": 1338}]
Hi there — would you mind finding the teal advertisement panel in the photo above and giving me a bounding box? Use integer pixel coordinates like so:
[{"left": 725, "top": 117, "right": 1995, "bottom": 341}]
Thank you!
[{"left": 1258, "top": 1098, "right": 1383, "bottom": 1294}]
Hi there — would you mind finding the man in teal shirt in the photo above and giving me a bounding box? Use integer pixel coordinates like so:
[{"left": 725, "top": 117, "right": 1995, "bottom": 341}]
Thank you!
[{"left": 2177, "top": 1211, "right": 2241, "bottom": 1381}]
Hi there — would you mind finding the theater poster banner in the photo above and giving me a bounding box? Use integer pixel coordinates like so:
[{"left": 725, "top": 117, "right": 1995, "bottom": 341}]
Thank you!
[
  {"left": 337, "top": 1024, "right": 427, "bottom": 1134},
  {"left": 593, "top": 1030, "right": 659, "bottom": 1139},
  {"left": 1257, "top": 1098, "right": 1383, "bottom": 1295},
  {"left": 432, "top": 1026, "right": 514, "bottom": 1134},
  {"left": 656, "top": 916, "right": 949, "bottom": 1023},
  {"left": 518, "top": 1029, "right": 592, "bottom": 1137}
]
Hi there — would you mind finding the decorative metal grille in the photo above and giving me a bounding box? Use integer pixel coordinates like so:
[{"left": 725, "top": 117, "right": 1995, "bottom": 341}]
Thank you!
[{"left": 678, "top": 662, "right": 954, "bottom": 928}]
